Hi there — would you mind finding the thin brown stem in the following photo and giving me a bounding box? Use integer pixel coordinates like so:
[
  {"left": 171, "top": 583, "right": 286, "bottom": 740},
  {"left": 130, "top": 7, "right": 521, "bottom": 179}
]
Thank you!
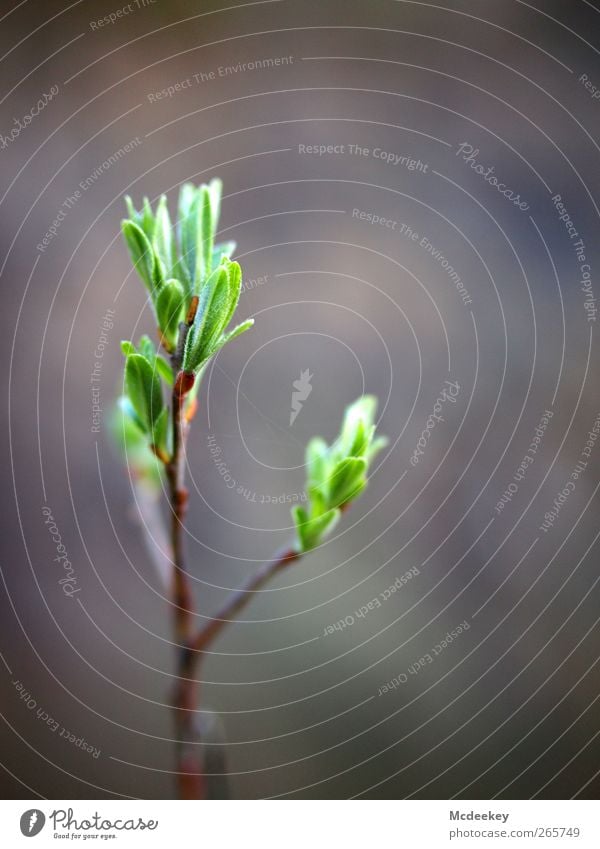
[
  {"left": 191, "top": 546, "right": 299, "bottom": 654},
  {"left": 170, "top": 536, "right": 297, "bottom": 798},
  {"left": 164, "top": 319, "right": 300, "bottom": 797},
  {"left": 166, "top": 317, "right": 205, "bottom": 799},
  {"left": 166, "top": 381, "right": 193, "bottom": 643}
]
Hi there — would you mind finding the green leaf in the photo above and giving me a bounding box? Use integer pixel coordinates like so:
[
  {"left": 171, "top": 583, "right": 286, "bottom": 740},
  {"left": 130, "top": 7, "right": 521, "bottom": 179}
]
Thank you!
[
  {"left": 177, "top": 183, "right": 196, "bottom": 232},
  {"left": 116, "top": 395, "right": 146, "bottom": 437},
  {"left": 349, "top": 420, "right": 375, "bottom": 459},
  {"left": 175, "top": 184, "right": 195, "bottom": 291},
  {"left": 155, "top": 355, "right": 174, "bottom": 386},
  {"left": 208, "top": 177, "right": 223, "bottom": 224},
  {"left": 137, "top": 334, "right": 156, "bottom": 361},
  {"left": 220, "top": 260, "right": 243, "bottom": 330},
  {"left": 121, "top": 220, "right": 163, "bottom": 293},
  {"left": 182, "top": 266, "right": 229, "bottom": 371},
  {"left": 307, "top": 483, "right": 328, "bottom": 517},
  {"left": 120, "top": 340, "right": 136, "bottom": 357},
  {"left": 111, "top": 397, "right": 163, "bottom": 486},
  {"left": 151, "top": 406, "right": 169, "bottom": 456},
  {"left": 327, "top": 457, "right": 367, "bottom": 508},
  {"left": 206, "top": 318, "right": 254, "bottom": 360},
  {"left": 306, "top": 437, "right": 329, "bottom": 486},
  {"left": 340, "top": 396, "right": 377, "bottom": 452},
  {"left": 292, "top": 505, "right": 309, "bottom": 551},
  {"left": 124, "top": 195, "right": 137, "bottom": 222},
  {"left": 195, "top": 185, "right": 214, "bottom": 291},
  {"left": 140, "top": 197, "right": 155, "bottom": 239},
  {"left": 293, "top": 505, "right": 340, "bottom": 552},
  {"left": 124, "top": 353, "right": 164, "bottom": 435},
  {"left": 153, "top": 195, "right": 175, "bottom": 278},
  {"left": 368, "top": 434, "right": 389, "bottom": 462},
  {"left": 155, "top": 278, "right": 185, "bottom": 350},
  {"left": 213, "top": 240, "right": 236, "bottom": 266},
  {"left": 124, "top": 196, "right": 155, "bottom": 240},
  {"left": 180, "top": 189, "right": 199, "bottom": 289}
]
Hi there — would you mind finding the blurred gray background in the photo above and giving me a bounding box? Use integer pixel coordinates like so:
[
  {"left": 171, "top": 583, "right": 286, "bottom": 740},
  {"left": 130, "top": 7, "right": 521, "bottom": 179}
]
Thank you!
[{"left": 1, "top": 0, "right": 599, "bottom": 799}]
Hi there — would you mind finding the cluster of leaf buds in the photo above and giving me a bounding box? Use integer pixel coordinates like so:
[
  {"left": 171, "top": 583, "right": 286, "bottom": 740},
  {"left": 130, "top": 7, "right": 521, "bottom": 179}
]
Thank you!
[
  {"left": 292, "top": 396, "right": 388, "bottom": 552},
  {"left": 115, "top": 179, "right": 253, "bottom": 466}
]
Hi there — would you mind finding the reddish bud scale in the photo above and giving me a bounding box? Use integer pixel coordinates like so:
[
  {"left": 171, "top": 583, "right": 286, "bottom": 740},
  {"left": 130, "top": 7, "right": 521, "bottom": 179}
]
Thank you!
[
  {"left": 186, "top": 295, "right": 199, "bottom": 325},
  {"left": 174, "top": 370, "right": 195, "bottom": 399}
]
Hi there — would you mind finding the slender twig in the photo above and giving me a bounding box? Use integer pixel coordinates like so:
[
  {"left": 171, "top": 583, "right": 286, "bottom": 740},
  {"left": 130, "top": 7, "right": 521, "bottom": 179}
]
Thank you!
[
  {"left": 166, "top": 380, "right": 193, "bottom": 642},
  {"left": 191, "top": 546, "right": 298, "bottom": 654},
  {"left": 169, "top": 543, "right": 298, "bottom": 798},
  {"left": 165, "top": 321, "right": 207, "bottom": 799}
]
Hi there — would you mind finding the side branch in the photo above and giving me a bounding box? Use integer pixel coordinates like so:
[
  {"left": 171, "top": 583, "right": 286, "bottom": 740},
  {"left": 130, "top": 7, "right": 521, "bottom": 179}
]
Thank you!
[
  {"left": 191, "top": 546, "right": 298, "bottom": 654},
  {"left": 166, "top": 375, "right": 194, "bottom": 643}
]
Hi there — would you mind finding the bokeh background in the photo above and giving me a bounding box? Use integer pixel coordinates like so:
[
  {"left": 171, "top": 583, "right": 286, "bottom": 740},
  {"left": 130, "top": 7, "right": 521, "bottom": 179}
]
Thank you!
[{"left": 1, "top": 0, "right": 600, "bottom": 799}]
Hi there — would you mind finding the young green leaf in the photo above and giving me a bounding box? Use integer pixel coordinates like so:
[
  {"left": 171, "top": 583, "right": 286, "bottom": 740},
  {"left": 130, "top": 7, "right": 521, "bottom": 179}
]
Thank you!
[
  {"left": 124, "top": 196, "right": 155, "bottom": 240},
  {"left": 117, "top": 394, "right": 146, "bottom": 437},
  {"left": 292, "top": 505, "right": 340, "bottom": 552},
  {"left": 153, "top": 195, "right": 175, "bottom": 278},
  {"left": 124, "top": 353, "right": 164, "bottom": 437},
  {"left": 141, "top": 197, "right": 155, "bottom": 239},
  {"left": 137, "top": 334, "right": 155, "bottom": 361},
  {"left": 121, "top": 220, "right": 163, "bottom": 293},
  {"left": 151, "top": 406, "right": 169, "bottom": 457},
  {"left": 368, "top": 434, "right": 389, "bottom": 462},
  {"left": 208, "top": 177, "right": 223, "bottom": 225},
  {"left": 155, "top": 278, "right": 185, "bottom": 350},
  {"left": 306, "top": 437, "right": 329, "bottom": 486},
  {"left": 182, "top": 265, "right": 226, "bottom": 371},
  {"left": 155, "top": 355, "right": 174, "bottom": 386},
  {"left": 289, "top": 396, "right": 387, "bottom": 554},
  {"left": 180, "top": 189, "right": 199, "bottom": 289},
  {"left": 206, "top": 318, "right": 254, "bottom": 360},
  {"left": 111, "top": 397, "right": 163, "bottom": 486},
  {"left": 327, "top": 457, "right": 367, "bottom": 508},
  {"left": 212, "top": 240, "right": 236, "bottom": 267},
  {"left": 220, "top": 260, "right": 243, "bottom": 330},
  {"left": 195, "top": 185, "right": 214, "bottom": 291}
]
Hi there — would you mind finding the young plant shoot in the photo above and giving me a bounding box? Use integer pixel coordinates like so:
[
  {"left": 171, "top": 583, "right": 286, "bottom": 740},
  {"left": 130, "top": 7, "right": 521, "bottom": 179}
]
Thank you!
[{"left": 113, "top": 179, "right": 386, "bottom": 799}]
